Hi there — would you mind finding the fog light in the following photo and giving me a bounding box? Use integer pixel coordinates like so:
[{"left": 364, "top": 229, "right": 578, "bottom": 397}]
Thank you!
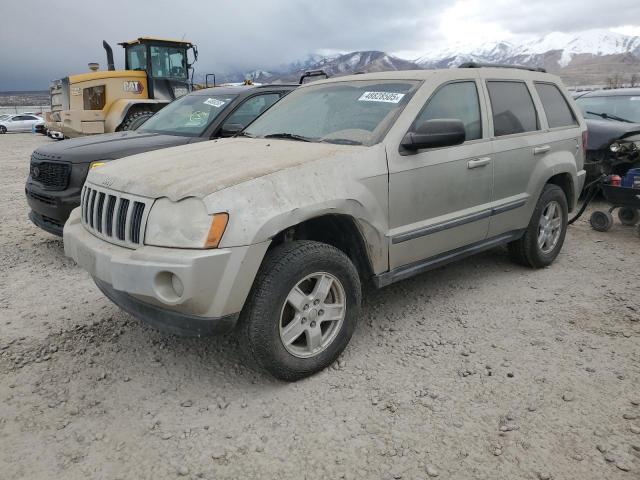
[
  {"left": 153, "top": 271, "right": 184, "bottom": 303},
  {"left": 171, "top": 274, "right": 184, "bottom": 297}
]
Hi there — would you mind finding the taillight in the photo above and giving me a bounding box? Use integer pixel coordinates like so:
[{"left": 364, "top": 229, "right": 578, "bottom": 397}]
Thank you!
[{"left": 581, "top": 130, "right": 588, "bottom": 158}]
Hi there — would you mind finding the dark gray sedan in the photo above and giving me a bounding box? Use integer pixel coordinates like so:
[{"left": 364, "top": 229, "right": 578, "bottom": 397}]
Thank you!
[{"left": 26, "top": 84, "right": 296, "bottom": 235}]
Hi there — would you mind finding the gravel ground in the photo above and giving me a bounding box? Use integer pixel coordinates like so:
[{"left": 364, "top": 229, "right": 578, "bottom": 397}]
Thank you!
[{"left": 1, "top": 133, "right": 639, "bottom": 480}]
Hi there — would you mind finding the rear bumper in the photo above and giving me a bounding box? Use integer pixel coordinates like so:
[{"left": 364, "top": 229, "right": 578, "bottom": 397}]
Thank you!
[
  {"left": 64, "top": 209, "right": 270, "bottom": 335},
  {"left": 576, "top": 169, "right": 587, "bottom": 202}
]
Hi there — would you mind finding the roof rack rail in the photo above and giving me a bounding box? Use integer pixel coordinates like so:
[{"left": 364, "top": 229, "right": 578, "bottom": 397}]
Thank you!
[
  {"left": 299, "top": 69, "right": 330, "bottom": 84},
  {"left": 458, "top": 62, "right": 546, "bottom": 73}
]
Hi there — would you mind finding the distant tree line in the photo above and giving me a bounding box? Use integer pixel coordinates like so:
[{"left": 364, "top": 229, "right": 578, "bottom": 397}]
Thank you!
[{"left": 606, "top": 73, "right": 639, "bottom": 89}]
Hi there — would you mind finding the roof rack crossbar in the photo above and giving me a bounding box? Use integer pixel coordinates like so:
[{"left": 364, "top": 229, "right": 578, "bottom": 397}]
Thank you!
[{"left": 458, "top": 62, "right": 546, "bottom": 73}]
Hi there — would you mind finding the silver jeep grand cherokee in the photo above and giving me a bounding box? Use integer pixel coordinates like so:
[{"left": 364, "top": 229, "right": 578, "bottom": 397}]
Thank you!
[{"left": 64, "top": 66, "right": 587, "bottom": 380}]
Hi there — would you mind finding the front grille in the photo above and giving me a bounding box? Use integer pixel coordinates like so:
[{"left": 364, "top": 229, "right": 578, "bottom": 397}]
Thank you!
[
  {"left": 81, "top": 184, "right": 153, "bottom": 248},
  {"left": 30, "top": 154, "right": 71, "bottom": 190}
]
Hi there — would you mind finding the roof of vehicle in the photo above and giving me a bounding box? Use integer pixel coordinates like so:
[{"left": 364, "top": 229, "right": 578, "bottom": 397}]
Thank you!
[
  {"left": 297, "top": 68, "right": 561, "bottom": 87},
  {"left": 189, "top": 84, "right": 297, "bottom": 96},
  {"left": 119, "top": 37, "right": 193, "bottom": 47},
  {"left": 576, "top": 88, "right": 640, "bottom": 98}
]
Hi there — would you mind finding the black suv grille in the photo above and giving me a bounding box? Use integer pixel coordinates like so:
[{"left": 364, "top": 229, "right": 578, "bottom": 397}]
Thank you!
[{"left": 30, "top": 154, "right": 71, "bottom": 191}]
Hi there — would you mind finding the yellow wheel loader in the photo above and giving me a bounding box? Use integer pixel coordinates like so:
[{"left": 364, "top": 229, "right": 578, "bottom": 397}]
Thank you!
[{"left": 45, "top": 37, "right": 198, "bottom": 138}]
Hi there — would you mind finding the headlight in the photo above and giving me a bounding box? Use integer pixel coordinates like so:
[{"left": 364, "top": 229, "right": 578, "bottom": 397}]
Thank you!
[
  {"left": 89, "top": 160, "right": 110, "bottom": 169},
  {"left": 144, "top": 197, "right": 228, "bottom": 248},
  {"left": 609, "top": 141, "right": 640, "bottom": 153}
]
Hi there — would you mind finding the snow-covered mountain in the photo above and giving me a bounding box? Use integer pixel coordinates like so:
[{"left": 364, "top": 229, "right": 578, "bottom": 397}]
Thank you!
[
  {"left": 217, "top": 30, "right": 640, "bottom": 86},
  {"left": 417, "top": 29, "right": 640, "bottom": 69},
  {"left": 238, "top": 51, "right": 419, "bottom": 84}
]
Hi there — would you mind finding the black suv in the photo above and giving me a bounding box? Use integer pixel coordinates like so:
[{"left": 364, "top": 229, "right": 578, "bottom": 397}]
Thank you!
[
  {"left": 26, "top": 84, "right": 296, "bottom": 235},
  {"left": 574, "top": 88, "right": 640, "bottom": 179}
]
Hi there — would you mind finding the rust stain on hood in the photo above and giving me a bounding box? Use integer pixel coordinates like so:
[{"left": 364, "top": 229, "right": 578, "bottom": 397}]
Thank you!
[{"left": 87, "top": 138, "right": 360, "bottom": 201}]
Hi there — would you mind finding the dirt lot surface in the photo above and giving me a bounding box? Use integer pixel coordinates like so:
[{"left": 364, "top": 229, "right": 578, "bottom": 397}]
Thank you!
[{"left": 1, "top": 133, "right": 639, "bottom": 479}]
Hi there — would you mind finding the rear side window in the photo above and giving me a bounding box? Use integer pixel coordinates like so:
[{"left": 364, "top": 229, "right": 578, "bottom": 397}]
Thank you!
[
  {"left": 487, "top": 81, "right": 539, "bottom": 136},
  {"left": 413, "top": 81, "right": 482, "bottom": 141},
  {"left": 535, "top": 83, "right": 577, "bottom": 128}
]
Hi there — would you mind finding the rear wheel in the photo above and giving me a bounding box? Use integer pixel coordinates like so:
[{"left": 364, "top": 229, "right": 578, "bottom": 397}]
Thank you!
[
  {"left": 118, "top": 109, "right": 153, "bottom": 131},
  {"left": 239, "top": 240, "right": 361, "bottom": 381},
  {"left": 618, "top": 207, "right": 639, "bottom": 226},
  {"left": 508, "top": 184, "right": 568, "bottom": 268},
  {"left": 590, "top": 211, "right": 614, "bottom": 232}
]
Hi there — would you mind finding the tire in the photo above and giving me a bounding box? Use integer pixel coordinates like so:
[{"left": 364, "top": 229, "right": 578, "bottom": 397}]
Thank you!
[
  {"left": 590, "top": 211, "right": 614, "bottom": 232},
  {"left": 239, "top": 240, "right": 361, "bottom": 381},
  {"left": 508, "top": 184, "right": 568, "bottom": 268},
  {"left": 0, "top": 126, "right": 6, "bottom": 134},
  {"left": 618, "top": 207, "right": 639, "bottom": 226},
  {"left": 118, "top": 109, "right": 153, "bottom": 131}
]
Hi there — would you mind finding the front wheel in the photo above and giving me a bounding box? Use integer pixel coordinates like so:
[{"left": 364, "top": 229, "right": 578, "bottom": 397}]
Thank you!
[
  {"left": 508, "top": 184, "right": 568, "bottom": 268},
  {"left": 239, "top": 241, "right": 361, "bottom": 381},
  {"left": 0, "top": 126, "right": 6, "bottom": 134},
  {"left": 118, "top": 109, "right": 153, "bottom": 131}
]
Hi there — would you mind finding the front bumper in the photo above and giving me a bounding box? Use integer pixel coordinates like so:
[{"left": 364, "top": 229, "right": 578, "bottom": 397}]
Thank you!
[
  {"left": 26, "top": 181, "right": 82, "bottom": 237},
  {"left": 64, "top": 209, "right": 270, "bottom": 335}
]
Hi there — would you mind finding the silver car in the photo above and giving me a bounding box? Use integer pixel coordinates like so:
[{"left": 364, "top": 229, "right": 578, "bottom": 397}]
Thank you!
[
  {"left": 0, "top": 114, "right": 44, "bottom": 133},
  {"left": 64, "top": 66, "right": 587, "bottom": 380}
]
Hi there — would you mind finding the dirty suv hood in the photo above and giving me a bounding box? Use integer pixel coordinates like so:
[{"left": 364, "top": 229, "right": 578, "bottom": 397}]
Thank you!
[{"left": 87, "top": 138, "right": 364, "bottom": 201}]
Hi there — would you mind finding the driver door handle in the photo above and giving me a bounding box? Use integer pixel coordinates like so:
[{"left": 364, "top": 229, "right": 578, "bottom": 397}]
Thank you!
[
  {"left": 467, "top": 157, "right": 491, "bottom": 169},
  {"left": 533, "top": 145, "right": 551, "bottom": 155}
]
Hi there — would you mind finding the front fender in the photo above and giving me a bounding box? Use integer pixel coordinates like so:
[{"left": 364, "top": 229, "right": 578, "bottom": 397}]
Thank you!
[{"left": 202, "top": 145, "right": 390, "bottom": 274}]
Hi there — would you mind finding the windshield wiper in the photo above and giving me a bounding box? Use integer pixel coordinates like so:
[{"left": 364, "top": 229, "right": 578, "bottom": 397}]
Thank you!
[
  {"left": 264, "top": 133, "right": 312, "bottom": 142},
  {"left": 233, "top": 131, "right": 254, "bottom": 138},
  {"left": 319, "top": 138, "right": 363, "bottom": 145},
  {"left": 586, "top": 111, "right": 633, "bottom": 123}
]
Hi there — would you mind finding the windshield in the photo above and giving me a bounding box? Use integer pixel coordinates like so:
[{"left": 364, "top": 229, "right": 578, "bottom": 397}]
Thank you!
[
  {"left": 576, "top": 95, "right": 640, "bottom": 123},
  {"left": 138, "top": 94, "right": 237, "bottom": 136},
  {"left": 245, "top": 80, "right": 419, "bottom": 146}
]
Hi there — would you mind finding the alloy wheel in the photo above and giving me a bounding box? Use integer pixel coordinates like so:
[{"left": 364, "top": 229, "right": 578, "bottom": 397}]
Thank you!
[{"left": 279, "top": 272, "right": 346, "bottom": 358}]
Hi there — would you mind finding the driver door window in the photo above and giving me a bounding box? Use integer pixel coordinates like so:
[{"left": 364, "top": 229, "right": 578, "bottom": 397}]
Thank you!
[{"left": 413, "top": 81, "right": 482, "bottom": 141}]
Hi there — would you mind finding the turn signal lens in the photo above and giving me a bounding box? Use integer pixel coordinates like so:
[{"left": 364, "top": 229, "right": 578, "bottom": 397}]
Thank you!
[
  {"left": 90, "top": 161, "right": 108, "bottom": 169},
  {"left": 204, "top": 213, "right": 229, "bottom": 249}
]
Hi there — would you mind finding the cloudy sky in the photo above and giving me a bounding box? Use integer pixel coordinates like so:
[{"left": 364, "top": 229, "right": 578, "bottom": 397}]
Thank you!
[{"left": 1, "top": 0, "right": 640, "bottom": 90}]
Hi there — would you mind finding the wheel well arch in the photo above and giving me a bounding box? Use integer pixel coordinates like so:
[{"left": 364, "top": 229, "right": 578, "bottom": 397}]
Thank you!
[
  {"left": 546, "top": 172, "right": 575, "bottom": 211},
  {"left": 104, "top": 99, "right": 166, "bottom": 132},
  {"left": 268, "top": 214, "right": 375, "bottom": 282}
]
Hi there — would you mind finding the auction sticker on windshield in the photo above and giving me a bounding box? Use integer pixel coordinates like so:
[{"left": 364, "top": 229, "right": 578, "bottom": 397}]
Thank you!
[
  {"left": 204, "top": 98, "right": 227, "bottom": 108},
  {"left": 358, "top": 91, "right": 405, "bottom": 103}
]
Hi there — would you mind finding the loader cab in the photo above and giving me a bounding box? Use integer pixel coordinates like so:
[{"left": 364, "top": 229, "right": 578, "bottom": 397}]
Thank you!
[{"left": 120, "top": 37, "right": 197, "bottom": 102}]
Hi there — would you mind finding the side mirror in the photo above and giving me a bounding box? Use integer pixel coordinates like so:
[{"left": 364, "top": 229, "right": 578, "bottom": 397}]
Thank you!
[
  {"left": 220, "top": 123, "right": 243, "bottom": 137},
  {"left": 401, "top": 119, "right": 466, "bottom": 151}
]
